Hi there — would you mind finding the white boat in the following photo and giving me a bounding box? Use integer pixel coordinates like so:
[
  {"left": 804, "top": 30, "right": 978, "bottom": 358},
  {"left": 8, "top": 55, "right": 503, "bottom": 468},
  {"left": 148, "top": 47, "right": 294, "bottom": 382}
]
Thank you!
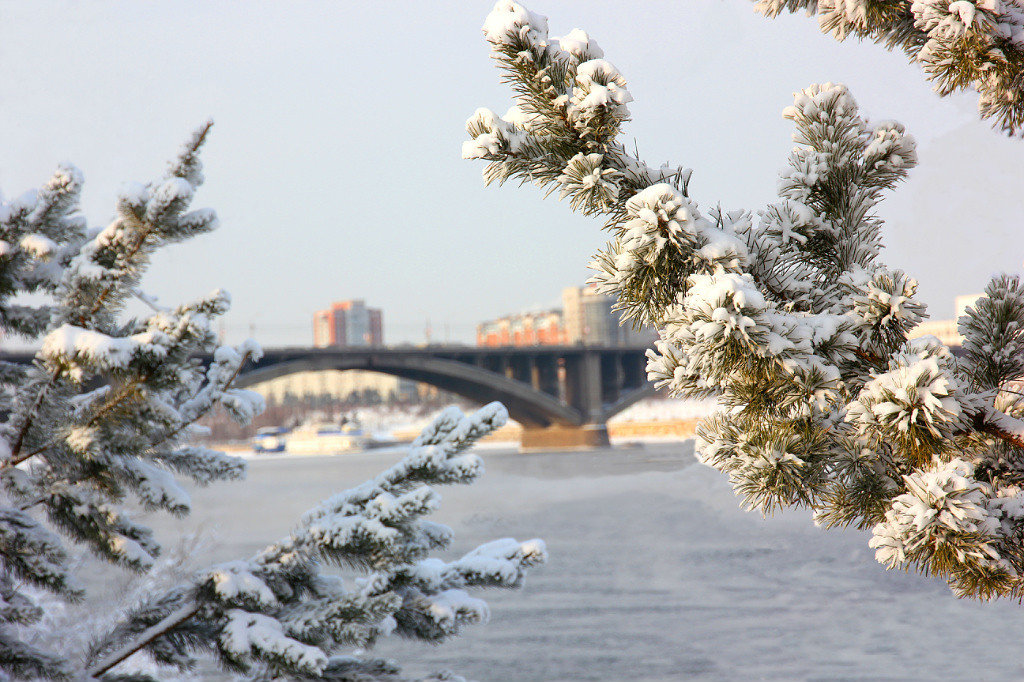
[
  {"left": 252, "top": 426, "right": 288, "bottom": 453},
  {"left": 283, "top": 422, "right": 371, "bottom": 455}
]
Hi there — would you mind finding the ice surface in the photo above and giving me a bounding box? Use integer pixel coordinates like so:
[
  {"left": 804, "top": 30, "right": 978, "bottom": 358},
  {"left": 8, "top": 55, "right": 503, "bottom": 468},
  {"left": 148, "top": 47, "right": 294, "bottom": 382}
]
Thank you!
[{"left": 123, "top": 442, "right": 1024, "bottom": 681}]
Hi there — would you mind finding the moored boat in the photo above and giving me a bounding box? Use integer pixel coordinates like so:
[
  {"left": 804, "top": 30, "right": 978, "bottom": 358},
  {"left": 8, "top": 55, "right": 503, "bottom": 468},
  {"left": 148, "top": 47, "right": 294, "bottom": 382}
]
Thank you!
[
  {"left": 252, "top": 426, "right": 288, "bottom": 453},
  {"left": 283, "top": 422, "right": 371, "bottom": 455}
]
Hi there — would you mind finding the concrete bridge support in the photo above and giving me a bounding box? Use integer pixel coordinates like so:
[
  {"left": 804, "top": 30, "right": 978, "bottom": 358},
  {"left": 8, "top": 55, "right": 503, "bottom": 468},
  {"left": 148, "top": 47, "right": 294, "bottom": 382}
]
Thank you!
[{"left": 521, "top": 349, "right": 611, "bottom": 450}]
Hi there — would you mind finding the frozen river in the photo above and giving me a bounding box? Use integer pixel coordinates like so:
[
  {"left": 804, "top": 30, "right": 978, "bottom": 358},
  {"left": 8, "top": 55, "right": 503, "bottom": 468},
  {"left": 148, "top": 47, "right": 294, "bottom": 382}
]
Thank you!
[{"left": 140, "top": 441, "right": 1024, "bottom": 682}]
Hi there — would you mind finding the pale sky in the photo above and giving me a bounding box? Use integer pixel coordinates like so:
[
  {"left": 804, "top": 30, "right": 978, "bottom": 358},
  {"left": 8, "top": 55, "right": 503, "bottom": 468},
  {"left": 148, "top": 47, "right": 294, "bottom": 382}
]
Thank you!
[{"left": 2, "top": 1, "right": 1021, "bottom": 347}]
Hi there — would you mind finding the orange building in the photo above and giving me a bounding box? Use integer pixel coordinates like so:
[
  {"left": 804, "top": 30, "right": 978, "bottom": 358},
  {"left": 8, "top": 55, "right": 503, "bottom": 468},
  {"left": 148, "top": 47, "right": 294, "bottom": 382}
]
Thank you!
[
  {"left": 477, "top": 309, "right": 566, "bottom": 347},
  {"left": 313, "top": 300, "right": 383, "bottom": 348}
]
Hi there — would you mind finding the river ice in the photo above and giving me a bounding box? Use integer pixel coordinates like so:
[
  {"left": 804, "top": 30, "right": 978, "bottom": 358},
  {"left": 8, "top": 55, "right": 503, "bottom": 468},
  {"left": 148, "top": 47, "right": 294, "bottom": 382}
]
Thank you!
[{"left": 137, "top": 441, "right": 1024, "bottom": 681}]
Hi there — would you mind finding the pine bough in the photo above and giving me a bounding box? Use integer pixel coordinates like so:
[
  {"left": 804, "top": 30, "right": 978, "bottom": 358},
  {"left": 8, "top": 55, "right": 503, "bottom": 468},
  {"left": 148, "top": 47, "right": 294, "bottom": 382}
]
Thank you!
[
  {"left": 0, "top": 129, "right": 544, "bottom": 679},
  {"left": 466, "top": 1, "right": 1024, "bottom": 601},
  {"left": 88, "top": 402, "right": 544, "bottom": 681},
  {"left": 757, "top": 0, "right": 1024, "bottom": 135}
]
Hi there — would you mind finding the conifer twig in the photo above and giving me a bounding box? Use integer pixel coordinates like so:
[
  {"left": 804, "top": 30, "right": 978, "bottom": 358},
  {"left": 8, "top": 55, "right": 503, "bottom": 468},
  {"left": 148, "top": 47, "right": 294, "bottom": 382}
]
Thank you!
[
  {"left": 85, "top": 601, "right": 200, "bottom": 678},
  {"left": 7, "top": 368, "right": 60, "bottom": 463}
]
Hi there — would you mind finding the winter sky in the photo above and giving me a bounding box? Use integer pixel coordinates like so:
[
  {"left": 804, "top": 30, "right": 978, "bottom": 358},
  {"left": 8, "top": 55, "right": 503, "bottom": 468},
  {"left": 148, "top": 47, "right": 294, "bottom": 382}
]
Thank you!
[{"left": 1, "top": 1, "right": 1021, "bottom": 347}]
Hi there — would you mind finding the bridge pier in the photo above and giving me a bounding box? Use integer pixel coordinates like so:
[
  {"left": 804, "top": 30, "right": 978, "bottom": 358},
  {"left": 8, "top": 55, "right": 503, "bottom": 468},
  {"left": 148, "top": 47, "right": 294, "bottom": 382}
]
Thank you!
[{"left": 520, "top": 422, "right": 610, "bottom": 451}]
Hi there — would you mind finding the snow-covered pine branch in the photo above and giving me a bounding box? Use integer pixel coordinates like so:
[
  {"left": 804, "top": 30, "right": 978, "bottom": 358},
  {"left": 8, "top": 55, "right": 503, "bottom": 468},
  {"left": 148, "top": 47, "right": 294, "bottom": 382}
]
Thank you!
[
  {"left": 1, "top": 129, "right": 543, "bottom": 680},
  {"left": 86, "top": 404, "right": 546, "bottom": 680},
  {"left": 466, "top": 1, "right": 1024, "bottom": 602},
  {"left": 755, "top": 0, "right": 1024, "bottom": 135},
  {"left": 0, "top": 124, "right": 268, "bottom": 679}
]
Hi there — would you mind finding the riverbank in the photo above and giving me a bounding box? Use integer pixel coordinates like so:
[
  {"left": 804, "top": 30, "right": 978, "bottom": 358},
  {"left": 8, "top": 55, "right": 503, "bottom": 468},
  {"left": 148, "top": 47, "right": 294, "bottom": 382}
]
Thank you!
[
  {"left": 211, "top": 418, "right": 702, "bottom": 453},
  {"left": 397, "top": 418, "right": 701, "bottom": 444},
  {"left": 209, "top": 398, "right": 713, "bottom": 452}
]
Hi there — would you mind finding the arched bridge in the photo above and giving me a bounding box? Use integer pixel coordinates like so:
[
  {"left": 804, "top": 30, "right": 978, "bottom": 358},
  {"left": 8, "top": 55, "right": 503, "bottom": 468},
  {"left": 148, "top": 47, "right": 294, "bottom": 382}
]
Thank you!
[
  {"left": 243, "top": 345, "right": 657, "bottom": 448},
  {"left": 2, "top": 344, "right": 658, "bottom": 449}
]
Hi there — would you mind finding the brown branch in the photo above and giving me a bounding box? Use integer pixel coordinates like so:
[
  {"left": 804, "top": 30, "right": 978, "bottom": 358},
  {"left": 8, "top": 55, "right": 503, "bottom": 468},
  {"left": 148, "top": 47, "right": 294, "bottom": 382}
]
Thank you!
[
  {"left": 7, "top": 368, "right": 60, "bottom": 463},
  {"left": 8, "top": 212, "right": 160, "bottom": 468},
  {"left": 982, "top": 425, "right": 1024, "bottom": 450},
  {"left": 5, "top": 347, "right": 254, "bottom": 473},
  {"left": 86, "top": 601, "right": 200, "bottom": 678},
  {"left": 3, "top": 377, "right": 146, "bottom": 470},
  {"left": 853, "top": 348, "right": 887, "bottom": 370},
  {"left": 973, "top": 411, "right": 1024, "bottom": 450},
  {"left": 77, "top": 206, "right": 167, "bottom": 328},
  {"left": 145, "top": 349, "right": 254, "bottom": 453}
]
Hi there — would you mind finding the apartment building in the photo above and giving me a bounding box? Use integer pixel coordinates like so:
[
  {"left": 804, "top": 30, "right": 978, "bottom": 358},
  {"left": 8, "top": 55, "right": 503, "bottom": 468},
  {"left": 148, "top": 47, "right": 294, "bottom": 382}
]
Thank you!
[{"left": 313, "top": 299, "right": 384, "bottom": 348}]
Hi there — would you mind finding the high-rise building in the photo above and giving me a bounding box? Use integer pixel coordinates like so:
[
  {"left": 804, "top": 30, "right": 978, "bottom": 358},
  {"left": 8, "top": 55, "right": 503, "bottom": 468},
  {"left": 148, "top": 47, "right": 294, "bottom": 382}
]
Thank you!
[
  {"left": 561, "top": 285, "right": 654, "bottom": 346},
  {"left": 313, "top": 300, "right": 384, "bottom": 348},
  {"left": 368, "top": 308, "right": 383, "bottom": 347},
  {"left": 313, "top": 310, "right": 333, "bottom": 347}
]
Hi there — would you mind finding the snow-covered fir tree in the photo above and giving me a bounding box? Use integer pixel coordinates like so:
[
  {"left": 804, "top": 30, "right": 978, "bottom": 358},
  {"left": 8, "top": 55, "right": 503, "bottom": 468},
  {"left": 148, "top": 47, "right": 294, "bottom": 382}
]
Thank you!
[
  {"left": 465, "top": 1, "right": 1024, "bottom": 601},
  {"left": 755, "top": 0, "right": 1024, "bottom": 135},
  {"left": 0, "top": 127, "right": 544, "bottom": 679}
]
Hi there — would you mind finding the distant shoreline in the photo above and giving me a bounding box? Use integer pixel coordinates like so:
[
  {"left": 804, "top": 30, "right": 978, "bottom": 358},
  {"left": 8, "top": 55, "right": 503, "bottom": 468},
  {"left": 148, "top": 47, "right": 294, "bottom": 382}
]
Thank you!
[{"left": 210, "top": 418, "right": 701, "bottom": 452}]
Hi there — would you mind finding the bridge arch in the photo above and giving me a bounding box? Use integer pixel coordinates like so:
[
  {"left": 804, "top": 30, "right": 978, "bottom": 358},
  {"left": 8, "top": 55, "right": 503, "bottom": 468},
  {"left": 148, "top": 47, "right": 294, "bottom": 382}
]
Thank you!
[{"left": 236, "top": 354, "right": 585, "bottom": 428}]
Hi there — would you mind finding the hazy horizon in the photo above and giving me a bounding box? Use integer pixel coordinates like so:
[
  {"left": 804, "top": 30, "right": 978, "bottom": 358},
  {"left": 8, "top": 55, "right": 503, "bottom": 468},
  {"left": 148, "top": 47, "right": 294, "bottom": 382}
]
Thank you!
[{"left": 2, "top": 1, "right": 1021, "bottom": 349}]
